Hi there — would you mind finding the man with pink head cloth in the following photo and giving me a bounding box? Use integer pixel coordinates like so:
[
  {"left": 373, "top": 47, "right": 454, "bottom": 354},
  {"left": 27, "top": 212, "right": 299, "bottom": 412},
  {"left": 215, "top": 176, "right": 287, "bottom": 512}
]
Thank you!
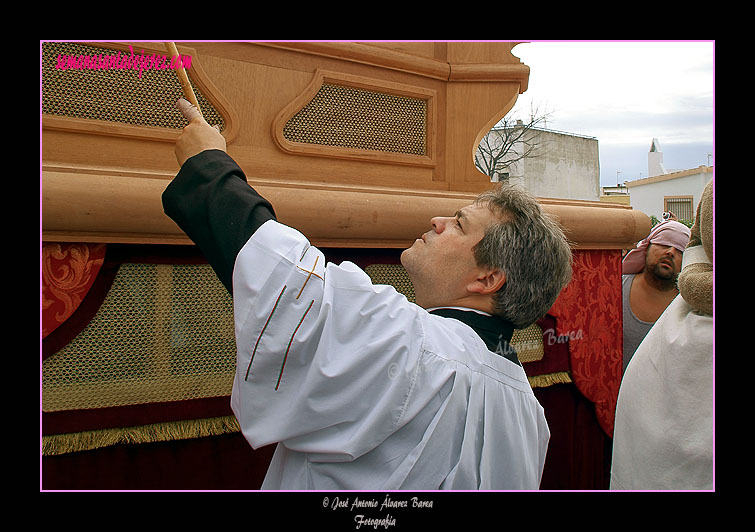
[{"left": 621, "top": 219, "right": 691, "bottom": 371}]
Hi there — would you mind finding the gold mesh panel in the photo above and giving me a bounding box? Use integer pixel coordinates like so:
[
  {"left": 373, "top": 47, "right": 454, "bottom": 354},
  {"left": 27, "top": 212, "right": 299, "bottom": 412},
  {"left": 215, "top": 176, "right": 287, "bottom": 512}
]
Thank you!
[
  {"left": 42, "top": 259, "right": 547, "bottom": 415},
  {"left": 511, "top": 323, "right": 545, "bottom": 363},
  {"left": 41, "top": 41, "right": 225, "bottom": 130},
  {"left": 283, "top": 83, "right": 427, "bottom": 155},
  {"left": 365, "top": 264, "right": 416, "bottom": 302},
  {"left": 42, "top": 263, "right": 235, "bottom": 412}
]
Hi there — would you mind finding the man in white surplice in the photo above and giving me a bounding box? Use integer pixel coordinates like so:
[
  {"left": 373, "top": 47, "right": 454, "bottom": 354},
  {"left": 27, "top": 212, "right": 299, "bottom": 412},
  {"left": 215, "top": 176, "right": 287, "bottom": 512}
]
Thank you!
[{"left": 162, "top": 99, "right": 573, "bottom": 490}]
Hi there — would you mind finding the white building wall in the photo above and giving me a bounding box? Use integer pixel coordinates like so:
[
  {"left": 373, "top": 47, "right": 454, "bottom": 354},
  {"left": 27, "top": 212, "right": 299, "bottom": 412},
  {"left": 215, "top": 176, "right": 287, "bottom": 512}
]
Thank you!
[
  {"left": 485, "top": 128, "right": 601, "bottom": 202},
  {"left": 627, "top": 167, "right": 713, "bottom": 221}
]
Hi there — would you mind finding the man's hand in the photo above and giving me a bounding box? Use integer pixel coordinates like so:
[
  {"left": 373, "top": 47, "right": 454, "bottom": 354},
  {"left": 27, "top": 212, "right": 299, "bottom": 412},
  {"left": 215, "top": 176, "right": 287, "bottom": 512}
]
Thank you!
[{"left": 175, "top": 98, "right": 227, "bottom": 167}]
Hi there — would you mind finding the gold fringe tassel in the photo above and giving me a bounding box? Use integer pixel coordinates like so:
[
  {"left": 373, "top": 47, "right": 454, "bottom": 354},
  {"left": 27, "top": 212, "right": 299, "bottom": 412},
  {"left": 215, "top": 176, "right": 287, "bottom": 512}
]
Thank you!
[
  {"left": 42, "top": 415, "right": 241, "bottom": 456},
  {"left": 45, "top": 373, "right": 572, "bottom": 456},
  {"left": 528, "top": 371, "right": 572, "bottom": 388}
]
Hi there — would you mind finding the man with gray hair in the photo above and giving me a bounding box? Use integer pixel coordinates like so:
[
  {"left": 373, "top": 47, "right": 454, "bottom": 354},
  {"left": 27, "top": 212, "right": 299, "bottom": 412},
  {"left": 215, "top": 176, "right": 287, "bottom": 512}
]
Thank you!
[{"left": 163, "top": 99, "right": 573, "bottom": 490}]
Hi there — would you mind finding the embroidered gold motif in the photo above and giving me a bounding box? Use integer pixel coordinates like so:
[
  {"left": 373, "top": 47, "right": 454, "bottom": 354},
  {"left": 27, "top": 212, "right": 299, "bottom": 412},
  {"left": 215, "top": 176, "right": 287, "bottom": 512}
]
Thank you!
[
  {"left": 276, "top": 299, "right": 315, "bottom": 391},
  {"left": 296, "top": 255, "right": 322, "bottom": 299},
  {"left": 245, "top": 285, "right": 286, "bottom": 381}
]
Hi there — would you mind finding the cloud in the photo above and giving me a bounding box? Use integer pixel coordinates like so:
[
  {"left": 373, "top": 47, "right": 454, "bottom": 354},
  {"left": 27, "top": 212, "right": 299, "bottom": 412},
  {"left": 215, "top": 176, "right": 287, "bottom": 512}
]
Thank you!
[
  {"left": 504, "top": 41, "right": 715, "bottom": 185},
  {"left": 511, "top": 41, "right": 714, "bottom": 136}
]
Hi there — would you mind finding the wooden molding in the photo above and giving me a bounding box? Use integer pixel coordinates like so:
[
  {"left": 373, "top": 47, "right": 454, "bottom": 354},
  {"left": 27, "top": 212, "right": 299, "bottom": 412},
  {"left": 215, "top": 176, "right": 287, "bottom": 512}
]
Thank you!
[
  {"left": 257, "top": 42, "right": 452, "bottom": 80},
  {"left": 257, "top": 42, "right": 530, "bottom": 89},
  {"left": 41, "top": 164, "right": 650, "bottom": 250},
  {"left": 448, "top": 62, "right": 530, "bottom": 87}
]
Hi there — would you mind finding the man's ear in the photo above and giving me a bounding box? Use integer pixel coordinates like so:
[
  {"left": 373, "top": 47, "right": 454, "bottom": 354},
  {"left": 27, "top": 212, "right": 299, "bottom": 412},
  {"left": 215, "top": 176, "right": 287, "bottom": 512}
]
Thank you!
[{"left": 467, "top": 268, "right": 506, "bottom": 296}]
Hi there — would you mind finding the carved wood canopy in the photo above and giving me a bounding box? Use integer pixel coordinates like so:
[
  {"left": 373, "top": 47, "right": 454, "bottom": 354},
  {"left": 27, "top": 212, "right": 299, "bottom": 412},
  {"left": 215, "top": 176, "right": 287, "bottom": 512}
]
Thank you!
[{"left": 41, "top": 41, "right": 649, "bottom": 248}]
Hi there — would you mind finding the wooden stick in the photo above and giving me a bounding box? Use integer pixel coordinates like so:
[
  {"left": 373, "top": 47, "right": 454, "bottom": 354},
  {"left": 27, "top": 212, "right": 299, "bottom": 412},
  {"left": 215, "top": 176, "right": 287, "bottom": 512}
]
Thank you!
[{"left": 165, "top": 42, "right": 202, "bottom": 115}]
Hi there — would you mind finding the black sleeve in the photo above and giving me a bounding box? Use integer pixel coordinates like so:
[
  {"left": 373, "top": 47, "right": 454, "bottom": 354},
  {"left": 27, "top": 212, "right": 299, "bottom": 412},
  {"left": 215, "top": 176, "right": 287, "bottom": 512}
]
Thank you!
[{"left": 162, "top": 149, "right": 276, "bottom": 294}]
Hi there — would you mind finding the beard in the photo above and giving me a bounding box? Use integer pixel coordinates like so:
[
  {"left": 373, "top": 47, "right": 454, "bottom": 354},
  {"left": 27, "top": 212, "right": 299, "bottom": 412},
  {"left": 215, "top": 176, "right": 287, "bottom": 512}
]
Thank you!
[
  {"left": 648, "top": 257, "right": 679, "bottom": 289},
  {"left": 651, "top": 262, "right": 675, "bottom": 280}
]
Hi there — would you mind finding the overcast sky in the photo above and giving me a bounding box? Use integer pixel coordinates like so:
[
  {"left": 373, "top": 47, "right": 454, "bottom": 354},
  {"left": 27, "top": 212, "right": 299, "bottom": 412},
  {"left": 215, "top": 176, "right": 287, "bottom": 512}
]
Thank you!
[{"left": 503, "top": 41, "right": 715, "bottom": 187}]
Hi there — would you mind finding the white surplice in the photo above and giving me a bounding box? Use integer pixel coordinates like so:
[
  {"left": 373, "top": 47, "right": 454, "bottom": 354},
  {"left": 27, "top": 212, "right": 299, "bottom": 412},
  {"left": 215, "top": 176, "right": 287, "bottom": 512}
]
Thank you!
[{"left": 229, "top": 220, "right": 550, "bottom": 490}]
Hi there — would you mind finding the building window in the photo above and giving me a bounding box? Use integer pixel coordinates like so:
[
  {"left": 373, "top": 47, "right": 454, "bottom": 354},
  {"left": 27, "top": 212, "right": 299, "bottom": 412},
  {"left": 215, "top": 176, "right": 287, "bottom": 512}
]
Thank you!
[{"left": 664, "top": 196, "right": 694, "bottom": 221}]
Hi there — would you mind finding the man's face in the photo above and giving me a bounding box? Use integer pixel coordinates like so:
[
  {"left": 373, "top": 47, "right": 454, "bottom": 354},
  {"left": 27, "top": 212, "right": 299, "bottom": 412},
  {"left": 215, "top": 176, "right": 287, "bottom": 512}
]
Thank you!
[
  {"left": 401, "top": 203, "right": 498, "bottom": 308},
  {"left": 645, "top": 242, "right": 683, "bottom": 280}
]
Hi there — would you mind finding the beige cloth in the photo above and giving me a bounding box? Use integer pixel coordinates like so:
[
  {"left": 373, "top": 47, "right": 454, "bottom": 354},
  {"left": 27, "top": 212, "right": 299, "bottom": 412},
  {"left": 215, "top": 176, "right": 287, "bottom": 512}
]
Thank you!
[{"left": 677, "top": 179, "right": 713, "bottom": 316}]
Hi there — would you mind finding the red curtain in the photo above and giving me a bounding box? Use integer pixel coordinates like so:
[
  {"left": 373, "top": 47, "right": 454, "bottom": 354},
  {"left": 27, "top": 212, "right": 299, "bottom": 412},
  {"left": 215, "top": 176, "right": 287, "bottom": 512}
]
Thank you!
[
  {"left": 41, "top": 245, "right": 618, "bottom": 490},
  {"left": 549, "top": 249, "right": 623, "bottom": 437},
  {"left": 42, "top": 243, "right": 108, "bottom": 340}
]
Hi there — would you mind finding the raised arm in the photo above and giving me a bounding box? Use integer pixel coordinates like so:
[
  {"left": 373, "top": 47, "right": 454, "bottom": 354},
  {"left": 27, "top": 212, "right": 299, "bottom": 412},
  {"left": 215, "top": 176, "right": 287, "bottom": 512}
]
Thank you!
[{"left": 162, "top": 99, "right": 276, "bottom": 294}]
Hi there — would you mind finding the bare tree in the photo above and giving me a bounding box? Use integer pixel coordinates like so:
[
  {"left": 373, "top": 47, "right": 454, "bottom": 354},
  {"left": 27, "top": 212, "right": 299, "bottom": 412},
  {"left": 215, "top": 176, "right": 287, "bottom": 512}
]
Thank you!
[{"left": 475, "top": 104, "right": 554, "bottom": 181}]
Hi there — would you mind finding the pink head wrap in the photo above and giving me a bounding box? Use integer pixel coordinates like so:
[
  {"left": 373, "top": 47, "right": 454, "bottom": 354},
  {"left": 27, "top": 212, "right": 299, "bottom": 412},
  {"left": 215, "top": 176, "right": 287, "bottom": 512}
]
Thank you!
[{"left": 622, "top": 220, "right": 691, "bottom": 275}]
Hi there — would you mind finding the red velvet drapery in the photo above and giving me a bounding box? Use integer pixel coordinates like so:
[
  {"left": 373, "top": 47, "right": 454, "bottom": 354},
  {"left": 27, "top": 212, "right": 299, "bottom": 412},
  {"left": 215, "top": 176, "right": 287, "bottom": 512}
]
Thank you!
[{"left": 41, "top": 245, "right": 620, "bottom": 490}]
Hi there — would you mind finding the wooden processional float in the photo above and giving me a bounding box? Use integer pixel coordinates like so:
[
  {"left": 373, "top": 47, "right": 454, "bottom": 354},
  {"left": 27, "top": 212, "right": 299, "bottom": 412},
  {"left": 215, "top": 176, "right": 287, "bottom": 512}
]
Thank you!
[{"left": 41, "top": 42, "right": 650, "bottom": 490}]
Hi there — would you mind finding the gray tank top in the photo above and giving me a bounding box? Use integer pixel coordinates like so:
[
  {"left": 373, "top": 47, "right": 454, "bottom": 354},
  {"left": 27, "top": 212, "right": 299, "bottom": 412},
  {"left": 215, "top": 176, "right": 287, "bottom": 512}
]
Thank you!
[{"left": 622, "top": 274, "right": 654, "bottom": 372}]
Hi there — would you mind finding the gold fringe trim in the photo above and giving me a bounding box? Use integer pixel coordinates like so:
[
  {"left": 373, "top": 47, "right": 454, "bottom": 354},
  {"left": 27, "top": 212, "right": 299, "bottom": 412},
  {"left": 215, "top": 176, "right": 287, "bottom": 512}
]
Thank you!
[
  {"left": 42, "top": 415, "right": 241, "bottom": 456},
  {"left": 45, "top": 374, "right": 572, "bottom": 456},
  {"left": 528, "top": 371, "right": 572, "bottom": 388}
]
